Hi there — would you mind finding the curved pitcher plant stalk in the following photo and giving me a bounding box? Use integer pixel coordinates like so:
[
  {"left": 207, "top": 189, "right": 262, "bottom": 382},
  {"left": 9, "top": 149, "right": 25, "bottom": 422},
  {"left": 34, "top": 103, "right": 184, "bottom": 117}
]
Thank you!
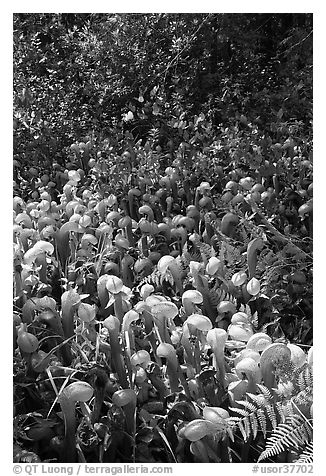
[
  {"left": 54, "top": 221, "right": 84, "bottom": 272},
  {"left": 139, "top": 204, "right": 154, "bottom": 222},
  {"left": 156, "top": 343, "right": 180, "bottom": 394},
  {"left": 145, "top": 361, "right": 168, "bottom": 400},
  {"left": 21, "top": 299, "right": 38, "bottom": 324},
  {"left": 58, "top": 381, "right": 94, "bottom": 462},
  {"left": 186, "top": 205, "right": 200, "bottom": 232},
  {"left": 189, "top": 260, "right": 217, "bottom": 323},
  {"left": 228, "top": 379, "right": 249, "bottom": 409},
  {"left": 180, "top": 326, "right": 195, "bottom": 368},
  {"left": 17, "top": 323, "right": 39, "bottom": 377},
  {"left": 307, "top": 346, "right": 313, "bottom": 367},
  {"left": 121, "top": 309, "right": 139, "bottom": 380},
  {"left": 134, "top": 301, "right": 159, "bottom": 361},
  {"left": 61, "top": 289, "right": 81, "bottom": 341},
  {"left": 105, "top": 275, "right": 124, "bottom": 323},
  {"left": 24, "top": 240, "right": 54, "bottom": 284},
  {"left": 134, "top": 367, "right": 150, "bottom": 403},
  {"left": 181, "top": 289, "right": 203, "bottom": 316},
  {"left": 235, "top": 357, "right": 261, "bottom": 394},
  {"left": 220, "top": 212, "right": 239, "bottom": 238},
  {"left": 112, "top": 389, "right": 137, "bottom": 436},
  {"left": 247, "top": 237, "right": 264, "bottom": 279},
  {"left": 88, "top": 367, "right": 109, "bottom": 424},
  {"left": 155, "top": 187, "right": 167, "bottom": 212},
  {"left": 18, "top": 228, "right": 35, "bottom": 253},
  {"left": 138, "top": 218, "right": 151, "bottom": 257},
  {"left": 128, "top": 188, "right": 141, "bottom": 221},
  {"left": 120, "top": 254, "right": 134, "bottom": 289},
  {"left": 202, "top": 212, "right": 215, "bottom": 243},
  {"left": 166, "top": 196, "right": 173, "bottom": 218},
  {"left": 13, "top": 246, "right": 24, "bottom": 305},
  {"left": 202, "top": 406, "right": 231, "bottom": 463},
  {"left": 157, "top": 255, "right": 183, "bottom": 295},
  {"left": 165, "top": 168, "right": 178, "bottom": 202},
  {"left": 118, "top": 215, "right": 134, "bottom": 246},
  {"left": 97, "top": 274, "right": 110, "bottom": 316},
  {"left": 95, "top": 223, "right": 113, "bottom": 268},
  {"left": 106, "top": 210, "right": 121, "bottom": 228},
  {"left": 119, "top": 196, "right": 131, "bottom": 218},
  {"left": 189, "top": 439, "right": 213, "bottom": 463},
  {"left": 94, "top": 199, "right": 108, "bottom": 222},
  {"left": 184, "top": 313, "right": 212, "bottom": 374},
  {"left": 37, "top": 308, "right": 72, "bottom": 366},
  {"left": 151, "top": 300, "right": 178, "bottom": 344},
  {"left": 179, "top": 405, "right": 231, "bottom": 462},
  {"left": 207, "top": 328, "right": 228, "bottom": 389},
  {"left": 103, "top": 315, "right": 129, "bottom": 389}
]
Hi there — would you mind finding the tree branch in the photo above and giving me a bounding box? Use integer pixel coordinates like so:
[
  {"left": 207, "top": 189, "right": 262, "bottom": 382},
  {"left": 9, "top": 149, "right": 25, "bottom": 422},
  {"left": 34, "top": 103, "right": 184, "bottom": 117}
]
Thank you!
[{"left": 163, "top": 14, "right": 213, "bottom": 85}]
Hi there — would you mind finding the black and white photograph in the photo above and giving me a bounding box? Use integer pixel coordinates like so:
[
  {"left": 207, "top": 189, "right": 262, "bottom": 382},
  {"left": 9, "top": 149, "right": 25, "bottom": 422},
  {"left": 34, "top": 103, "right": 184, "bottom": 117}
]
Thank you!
[{"left": 11, "top": 7, "right": 315, "bottom": 470}]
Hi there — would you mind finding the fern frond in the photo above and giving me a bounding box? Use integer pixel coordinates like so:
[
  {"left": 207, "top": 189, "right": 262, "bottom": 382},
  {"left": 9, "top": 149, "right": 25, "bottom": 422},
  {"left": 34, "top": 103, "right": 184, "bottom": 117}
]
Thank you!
[
  {"left": 249, "top": 412, "right": 259, "bottom": 439},
  {"left": 299, "top": 365, "right": 313, "bottom": 389},
  {"left": 230, "top": 407, "right": 251, "bottom": 418},
  {"left": 229, "top": 383, "right": 290, "bottom": 443},
  {"left": 291, "top": 365, "right": 313, "bottom": 407},
  {"left": 243, "top": 416, "right": 251, "bottom": 439},
  {"left": 257, "top": 408, "right": 267, "bottom": 438},
  {"left": 196, "top": 242, "right": 215, "bottom": 264},
  {"left": 236, "top": 400, "right": 258, "bottom": 413},
  {"left": 275, "top": 401, "right": 293, "bottom": 422},
  {"left": 139, "top": 268, "right": 163, "bottom": 288},
  {"left": 256, "top": 384, "right": 274, "bottom": 402},
  {"left": 219, "top": 240, "right": 243, "bottom": 275},
  {"left": 293, "top": 387, "right": 313, "bottom": 406},
  {"left": 247, "top": 393, "right": 267, "bottom": 408},
  {"left": 183, "top": 249, "right": 202, "bottom": 264},
  {"left": 265, "top": 404, "right": 278, "bottom": 429},
  {"left": 294, "top": 441, "right": 313, "bottom": 463},
  {"left": 258, "top": 415, "right": 313, "bottom": 462},
  {"left": 238, "top": 420, "right": 248, "bottom": 442}
]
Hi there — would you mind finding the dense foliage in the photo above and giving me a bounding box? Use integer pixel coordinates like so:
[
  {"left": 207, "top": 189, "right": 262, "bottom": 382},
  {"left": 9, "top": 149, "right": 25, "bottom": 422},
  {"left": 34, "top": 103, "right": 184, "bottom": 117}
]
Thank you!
[{"left": 13, "top": 13, "right": 313, "bottom": 464}]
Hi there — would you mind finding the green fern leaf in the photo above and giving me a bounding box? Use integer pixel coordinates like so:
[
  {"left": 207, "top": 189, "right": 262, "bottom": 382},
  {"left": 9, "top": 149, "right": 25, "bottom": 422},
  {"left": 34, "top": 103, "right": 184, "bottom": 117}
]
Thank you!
[
  {"left": 231, "top": 407, "right": 250, "bottom": 418},
  {"left": 244, "top": 416, "right": 251, "bottom": 439},
  {"left": 197, "top": 242, "right": 215, "bottom": 263},
  {"left": 265, "top": 404, "right": 278, "bottom": 429},
  {"left": 258, "top": 415, "right": 312, "bottom": 462},
  {"left": 246, "top": 393, "right": 266, "bottom": 407},
  {"left": 256, "top": 384, "right": 274, "bottom": 402},
  {"left": 238, "top": 419, "right": 248, "bottom": 442},
  {"left": 294, "top": 441, "right": 313, "bottom": 463},
  {"left": 237, "top": 400, "right": 257, "bottom": 413},
  {"left": 257, "top": 408, "right": 267, "bottom": 438},
  {"left": 250, "top": 412, "right": 259, "bottom": 440}
]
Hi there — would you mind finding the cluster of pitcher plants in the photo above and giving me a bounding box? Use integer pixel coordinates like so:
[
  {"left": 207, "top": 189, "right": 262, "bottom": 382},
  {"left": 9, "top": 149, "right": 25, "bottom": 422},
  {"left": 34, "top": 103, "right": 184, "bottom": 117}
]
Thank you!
[{"left": 13, "top": 136, "right": 313, "bottom": 463}]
